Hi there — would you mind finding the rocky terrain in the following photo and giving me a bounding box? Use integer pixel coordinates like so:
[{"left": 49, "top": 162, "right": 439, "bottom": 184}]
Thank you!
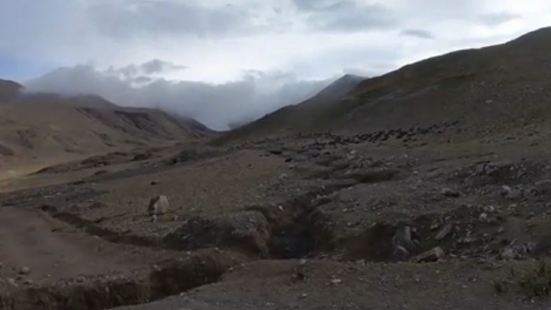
[{"left": 2, "top": 28, "right": 551, "bottom": 309}]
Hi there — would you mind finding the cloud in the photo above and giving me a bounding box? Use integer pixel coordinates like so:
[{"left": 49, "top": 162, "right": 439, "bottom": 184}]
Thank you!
[
  {"left": 25, "top": 64, "right": 331, "bottom": 130},
  {"left": 294, "top": 0, "right": 398, "bottom": 32},
  {"left": 87, "top": 0, "right": 253, "bottom": 39},
  {"left": 479, "top": 12, "right": 521, "bottom": 26},
  {"left": 104, "top": 59, "right": 188, "bottom": 85},
  {"left": 401, "top": 29, "right": 435, "bottom": 39},
  {"left": 293, "top": 0, "right": 348, "bottom": 11},
  {"left": 1, "top": 0, "right": 551, "bottom": 94},
  {"left": 141, "top": 59, "right": 187, "bottom": 74}
]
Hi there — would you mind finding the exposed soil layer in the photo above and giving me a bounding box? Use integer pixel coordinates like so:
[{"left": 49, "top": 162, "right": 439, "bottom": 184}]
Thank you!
[{"left": 0, "top": 249, "right": 242, "bottom": 310}]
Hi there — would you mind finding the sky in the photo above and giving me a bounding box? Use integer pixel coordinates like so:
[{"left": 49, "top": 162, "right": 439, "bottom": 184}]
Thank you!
[{"left": 1, "top": 0, "right": 551, "bottom": 129}]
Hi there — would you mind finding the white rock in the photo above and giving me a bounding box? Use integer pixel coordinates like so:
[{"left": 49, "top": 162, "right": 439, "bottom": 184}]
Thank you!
[
  {"left": 414, "top": 247, "right": 445, "bottom": 263},
  {"left": 19, "top": 266, "right": 31, "bottom": 275}
]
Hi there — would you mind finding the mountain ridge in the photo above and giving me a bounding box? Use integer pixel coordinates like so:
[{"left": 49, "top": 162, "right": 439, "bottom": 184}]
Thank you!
[
  {"left": 219, "top": 26, "right": 551, "bottom": 143},
  {"left": 216, "top": 73, "right": 366, "bottom": 143}
]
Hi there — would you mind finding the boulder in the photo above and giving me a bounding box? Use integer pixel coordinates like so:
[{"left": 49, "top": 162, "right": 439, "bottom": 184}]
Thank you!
[
  {"left": 441, "top": 187, "right": 460, "bottom": 198},
  {"left": 19, "top": 266, "right": 31, "bottom": 275},
  {"left": 392, "top": 225, "right": 419, "bottom": 260},
  {"left": 434, "top": 223, "right": 453, "bottom": 241},
  {"left": 414, "top": 247, "right": 445, "bottom": 263}
]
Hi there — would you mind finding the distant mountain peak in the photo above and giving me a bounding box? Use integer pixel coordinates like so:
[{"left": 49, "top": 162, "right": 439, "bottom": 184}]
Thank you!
[
  {"left": 340, "top": 74, "right": 365, "bottom": 81},
  {"left": 314, "top": 74, "right": 365, "bottom": 100}
]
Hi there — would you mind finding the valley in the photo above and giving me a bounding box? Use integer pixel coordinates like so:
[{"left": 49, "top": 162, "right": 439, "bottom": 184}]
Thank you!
[{"left": 3, "top": 28, "right": 551, "bottom": 309}]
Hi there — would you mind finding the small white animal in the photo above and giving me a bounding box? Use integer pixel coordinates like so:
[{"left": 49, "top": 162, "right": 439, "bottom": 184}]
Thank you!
[{"left": 148, "top": 195, "right": 170, "bottom": 222}]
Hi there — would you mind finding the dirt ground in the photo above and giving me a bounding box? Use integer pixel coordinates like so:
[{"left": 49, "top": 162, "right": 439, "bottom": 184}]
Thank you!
[
  {"left": 3, "top": 122, "right": 551, "bottom": 309},
  {"left": 117, "top": 259, "right": 551, "bottom": 310}
]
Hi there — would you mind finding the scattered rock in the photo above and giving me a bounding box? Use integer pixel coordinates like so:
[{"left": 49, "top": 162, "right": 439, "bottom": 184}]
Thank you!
[
  {"left": 479, "top": 213, "right": 488, "bottom": 221},
  {"left": 441, "top": 188, "right": 460, "bottom": 198},
  {"left": 392, "top": 225, "right": 419, "bottom": 260},
  {"left": 533, "top": 180, "right": 551, "bottom": 194},
  {"left": 6, "top": 278, "right": 17, "bottom": 287},
  {"left": 501, "top": 185, "right": 512, "bottom": 195},
  {"left": 501, "top": 248, "right": 516, "bottom": 260},
  {"left": 393, "top": 246, "right": 410, "bottom": 261},
  {"left": 22, "top": 279, "right": 33, "bottom": 286},
  {"left": 132, "top": 152, "right": 152, "bottom": 161},
  {"left": 93, "top": 170, "right": 109, "bottom": 176},
  {"left": 19, "top": 266, "right": 31, "bottom": 275},
  {"left": 346, "top": 168, "right": 398, "bottom": 183},
  {"left": 500, "top": 242, "right": 536, "bottom": 260},
  {"left": 414, "top": 247, "right": 445, "bottom": 263},
  {"left": 434, "top": 223, "right": 453, "bottom": 241},
  {"left": 501, "top": 185, "right": 522, "bottom": 200}
]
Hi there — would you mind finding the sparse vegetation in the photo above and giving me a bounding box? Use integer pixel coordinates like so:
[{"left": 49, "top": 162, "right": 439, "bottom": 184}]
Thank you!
[{"left": 518, "top": 261, "right": 551, "bottom": 298}]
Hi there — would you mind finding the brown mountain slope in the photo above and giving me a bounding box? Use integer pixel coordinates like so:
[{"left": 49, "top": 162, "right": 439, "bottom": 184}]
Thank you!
[
  {"left": 333, "top": 26, "right": 551, "bottom": 133},
  {"left": 220, "top": 26, "right": 551, "bottom": 143},
  {"left": 0, "top": 87, "right": 212, "bottom": 179}
]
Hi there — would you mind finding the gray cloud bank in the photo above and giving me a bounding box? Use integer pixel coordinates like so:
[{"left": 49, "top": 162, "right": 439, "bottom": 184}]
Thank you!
[
  {"left": 25, "top": 63, "right": 332, "bottom": 130},
  {"left": 4, "top": 0, "right": 549, "bottom": 132},
  {"left": 1, "top": 0, "right": 538, "bottom": 82}
]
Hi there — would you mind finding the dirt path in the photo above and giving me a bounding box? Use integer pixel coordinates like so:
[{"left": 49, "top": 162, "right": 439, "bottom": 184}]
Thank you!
[
  {"left": 0, "top": 207, "right": 175, "bottom": 289},
  {"left": 0, "top": 206, "right": 243, "bottom": 310}
]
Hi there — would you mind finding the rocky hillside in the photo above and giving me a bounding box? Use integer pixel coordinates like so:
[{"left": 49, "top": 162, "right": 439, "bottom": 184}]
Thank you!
[{"left": 221, "top": 27, "right": 551, "bottom": 143}]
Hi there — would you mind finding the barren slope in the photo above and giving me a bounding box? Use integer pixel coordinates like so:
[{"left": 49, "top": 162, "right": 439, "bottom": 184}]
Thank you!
[
  {"left": 0, "top": 88, "right": 211, "bottom": 179},
  {"left": 221, "top": 27, "right": 551, "bottom": 143}
]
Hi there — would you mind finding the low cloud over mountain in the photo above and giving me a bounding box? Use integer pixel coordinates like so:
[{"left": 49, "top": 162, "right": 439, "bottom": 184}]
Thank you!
[{"left": 25, "top": 63, "right": 330, "bottom": 130}]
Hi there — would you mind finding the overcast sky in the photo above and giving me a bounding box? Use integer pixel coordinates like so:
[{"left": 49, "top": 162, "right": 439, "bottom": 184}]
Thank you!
[{"left": 1, "top": 0, "right": 550, "bottom": 129}]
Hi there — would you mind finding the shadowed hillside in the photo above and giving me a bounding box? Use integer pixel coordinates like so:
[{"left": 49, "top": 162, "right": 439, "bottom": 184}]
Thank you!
[{"left": 220, "top": 27, "right": 551, "bottom": 143}]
